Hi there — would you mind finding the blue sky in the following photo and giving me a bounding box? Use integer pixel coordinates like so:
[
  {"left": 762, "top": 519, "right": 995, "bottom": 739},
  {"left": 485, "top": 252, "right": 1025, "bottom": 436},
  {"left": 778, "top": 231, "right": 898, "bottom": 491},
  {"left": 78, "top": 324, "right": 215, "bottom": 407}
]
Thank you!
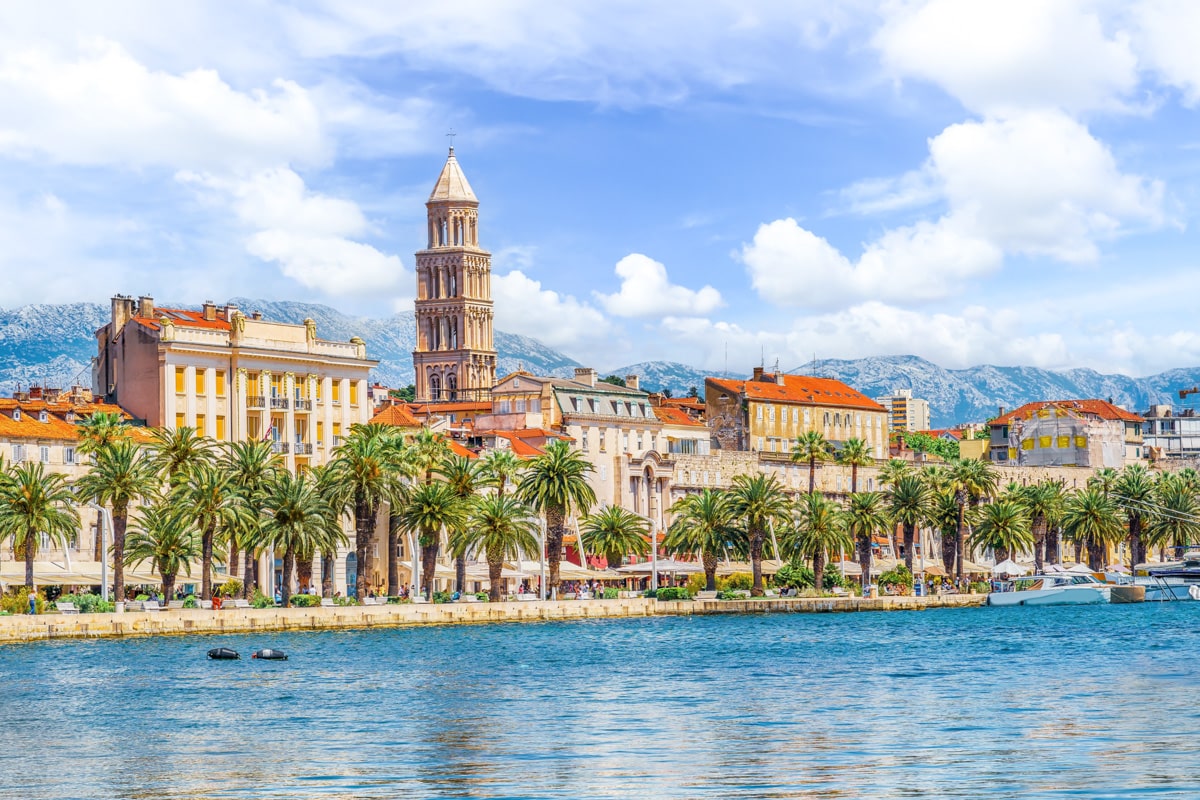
[{"left": 2, "top": 1, "right": 1200, "bottom": 377}]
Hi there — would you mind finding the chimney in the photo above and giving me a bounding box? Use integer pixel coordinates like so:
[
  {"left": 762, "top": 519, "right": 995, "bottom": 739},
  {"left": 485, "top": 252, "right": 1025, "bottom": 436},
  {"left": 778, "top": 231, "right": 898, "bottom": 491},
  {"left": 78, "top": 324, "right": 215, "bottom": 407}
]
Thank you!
[
  {"left": 776, "top": 371, "right": 785, "bottom": 386},
  {"left": 111, "top": 295, "right": 133, "bottom": 333},
  {"left": 648, "top": 392, "right": 664, "bottom": 407},
  {"left": 202, "top": 300, "right": 217, "bottom": 321},
  {"left": 998, "top": 406, "right": 1005, "bottom": 418},
  {"left": 752, "top": 366, "right": 765, "bottom": 382},
  {"left": 574, "top": 367, "right": 597, "bottom": 387},
  {"left": 625, "top": 374, "right": 639, "bottom": 391},
  {"left": 137, "top": 295, "right": 154, "bottom": 318},
  {"left": 252, "top": 311, "right": 263, "bottom": 320},
  {"left": 218, "top": 302, "right": 236, "bottom": 321}
]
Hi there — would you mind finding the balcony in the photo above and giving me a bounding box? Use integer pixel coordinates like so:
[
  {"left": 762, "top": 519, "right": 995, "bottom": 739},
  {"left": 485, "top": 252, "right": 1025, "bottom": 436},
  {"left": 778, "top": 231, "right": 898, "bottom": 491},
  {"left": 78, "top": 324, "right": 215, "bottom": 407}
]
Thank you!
[
  {"left": 294, "top": 442, "right": 314, "bottom": 455},
  {"left": 271, "top": 442, "right": 290, "bottom": 455},
  {"left": 247, "top": 395, "right": 266, "bottom": 409},
  {"left": 270, "top": 397, "right": 290, "bottom": 410},
  {"left": 294, "top": 399, "right": 312, "bottom": 411}
]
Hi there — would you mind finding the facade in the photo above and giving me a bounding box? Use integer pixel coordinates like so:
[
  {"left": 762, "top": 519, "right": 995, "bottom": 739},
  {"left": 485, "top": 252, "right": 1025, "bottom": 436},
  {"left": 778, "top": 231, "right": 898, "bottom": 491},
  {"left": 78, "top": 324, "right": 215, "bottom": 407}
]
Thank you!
[
  {"left": 93, "top": 296, "right": 375, "bottom": 472},
  {"left": 988, "top": 400, "right": 1144, "bottom": 468},
  {"left": 875, "top": 389, "right": 931, "bottom": 434},
  {"left": 1139, "top": 405, "right": 1200, "bottom": 461},
  {"left": 706, "top": 369, "right": 889, "bottom": 459},
  {"left": 412, "top": 147, "right": 497, "bottom": 403}
]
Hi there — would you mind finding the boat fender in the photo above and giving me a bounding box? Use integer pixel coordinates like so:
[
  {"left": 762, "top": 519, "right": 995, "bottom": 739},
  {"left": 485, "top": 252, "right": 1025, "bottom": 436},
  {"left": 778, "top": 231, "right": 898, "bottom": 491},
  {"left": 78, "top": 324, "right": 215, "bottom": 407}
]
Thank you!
[
  {"left": 207, "top": 647, "right": 240, "bottom": 660},
  {"left": 252, "top": 648, "right": 288, "bottom": 660}
]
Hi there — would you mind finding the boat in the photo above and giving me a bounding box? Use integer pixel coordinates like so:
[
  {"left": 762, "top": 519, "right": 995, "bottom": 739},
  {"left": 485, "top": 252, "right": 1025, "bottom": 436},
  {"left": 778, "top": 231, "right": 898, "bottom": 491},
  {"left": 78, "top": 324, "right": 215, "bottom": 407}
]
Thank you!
[
  {"left": 207, "top": 647, "right": 239, "bottom": 660},
  {"left": 1138, "top": 548, "right": 1200, "bottom": 601},
  {"left": 987, "top": 573, "right": 1112, "bottom": 606},
  {"left": 252, "top": 648, "right": 288, "bottom": 661}
]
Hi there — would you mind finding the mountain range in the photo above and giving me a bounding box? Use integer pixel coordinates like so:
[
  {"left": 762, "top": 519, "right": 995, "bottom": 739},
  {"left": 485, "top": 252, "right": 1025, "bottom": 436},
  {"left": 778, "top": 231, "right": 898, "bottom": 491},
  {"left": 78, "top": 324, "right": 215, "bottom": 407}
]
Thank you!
[{"left": 2, "top": 298, "right": 1196, "bottom": 427}]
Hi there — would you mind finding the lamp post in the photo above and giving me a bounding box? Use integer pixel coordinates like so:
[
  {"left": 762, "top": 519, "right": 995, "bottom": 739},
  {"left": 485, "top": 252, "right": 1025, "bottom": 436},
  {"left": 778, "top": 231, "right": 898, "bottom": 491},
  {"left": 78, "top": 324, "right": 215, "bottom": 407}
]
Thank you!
[
  {"left": 85, "top": 502, "right": 112, "bottom": 602},
  {"left": 538, "top": 517, "right": 547, "bottom": 601}
]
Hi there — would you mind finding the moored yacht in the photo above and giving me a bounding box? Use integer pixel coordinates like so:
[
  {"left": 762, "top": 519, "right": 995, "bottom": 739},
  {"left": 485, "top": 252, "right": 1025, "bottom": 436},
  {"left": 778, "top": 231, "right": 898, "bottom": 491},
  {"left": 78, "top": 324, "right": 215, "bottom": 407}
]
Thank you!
[
  {"left": 1139, "top": 548, "right": 1200, "bottom": 601},
  {"left": 987, "top": 573, "right": 1112, "bottom": 606}
]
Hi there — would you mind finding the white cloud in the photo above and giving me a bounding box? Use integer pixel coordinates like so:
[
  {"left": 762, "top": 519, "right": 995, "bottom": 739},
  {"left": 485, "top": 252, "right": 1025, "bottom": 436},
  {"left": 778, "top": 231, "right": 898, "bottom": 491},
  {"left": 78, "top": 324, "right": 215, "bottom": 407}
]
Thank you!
[
  {"left": 492, "top": 270, "right": 611, "bottom": 349},
  {"left": 875, "top": 0, "right": 1139, "bottom": 115},
  {"left": 595, "top": 254, "right": 723, "bottom": 317},
  {"left": 1132, "top": 0, "right": 1200, "bottom": 106},
  {"left": 179, "top": 168, "right": 412, "bottom": 299}
]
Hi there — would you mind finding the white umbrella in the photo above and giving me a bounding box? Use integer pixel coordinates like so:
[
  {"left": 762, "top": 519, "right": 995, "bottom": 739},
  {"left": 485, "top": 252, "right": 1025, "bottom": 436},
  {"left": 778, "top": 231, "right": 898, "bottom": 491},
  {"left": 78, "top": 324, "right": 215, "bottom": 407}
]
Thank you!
[
  {"left": 991, "top": 558, "right": 1030, "bottom": 576},
  {"left": 1067, "top": 563, "right": 1095, "bottom": 575}
]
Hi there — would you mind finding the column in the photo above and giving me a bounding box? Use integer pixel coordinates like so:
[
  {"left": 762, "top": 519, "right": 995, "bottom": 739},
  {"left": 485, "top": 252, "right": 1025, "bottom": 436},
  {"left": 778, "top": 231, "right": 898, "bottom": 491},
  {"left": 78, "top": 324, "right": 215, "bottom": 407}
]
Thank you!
[
  {"left": 356, "top": 379, "right": 369, "bottom": 423},
  {"left": 235, "top": 367, "right": 247, "bottom": 442},
  {"left": 164, "top": 364, "right": 177, "bottom": 429},
  {"left": 284, "top": 372, "right": 296, "bottom": 472},
  {"left": 183, "top": 365, "right": 197, "bottom": 427},
  {"left": 204, "top": 366, "right": 216, "bottom": 437}
]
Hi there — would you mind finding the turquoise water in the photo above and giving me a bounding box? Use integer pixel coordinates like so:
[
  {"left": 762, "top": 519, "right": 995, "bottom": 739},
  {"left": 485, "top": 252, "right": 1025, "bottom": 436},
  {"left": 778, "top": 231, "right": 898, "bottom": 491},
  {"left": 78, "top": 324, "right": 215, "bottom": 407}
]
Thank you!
[{"left": 1, "top": 604, "right": 1198, "bottom": 798}]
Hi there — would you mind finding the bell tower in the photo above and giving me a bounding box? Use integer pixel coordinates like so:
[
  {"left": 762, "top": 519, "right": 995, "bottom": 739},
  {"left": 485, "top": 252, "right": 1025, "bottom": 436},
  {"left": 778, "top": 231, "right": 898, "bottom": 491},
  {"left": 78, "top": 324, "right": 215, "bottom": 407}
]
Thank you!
[{"left": 412, "top": 147, "right": 497, "bottom": 403}]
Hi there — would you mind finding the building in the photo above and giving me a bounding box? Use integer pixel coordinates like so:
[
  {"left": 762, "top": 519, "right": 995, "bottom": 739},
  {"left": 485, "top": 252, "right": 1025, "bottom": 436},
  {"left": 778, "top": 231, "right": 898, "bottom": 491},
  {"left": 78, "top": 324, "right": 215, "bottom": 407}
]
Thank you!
[
  {"left": 412, "top": 147, "right": 497, "bottom": 403},
  {"left": 875, "top": 389, "right": 931, "bottom": 434},
  {"left": 93, "top": 295, "right": 376, "bottom": 471},
  {"left": 988, "top": 400, "right": 1144, "bottom": 468},
  {"left": 705, "top": 369, "right": 889, "bottom": 459},
  {"left": 1139, "top": 405, "right": 1200, "bottom": 461}
]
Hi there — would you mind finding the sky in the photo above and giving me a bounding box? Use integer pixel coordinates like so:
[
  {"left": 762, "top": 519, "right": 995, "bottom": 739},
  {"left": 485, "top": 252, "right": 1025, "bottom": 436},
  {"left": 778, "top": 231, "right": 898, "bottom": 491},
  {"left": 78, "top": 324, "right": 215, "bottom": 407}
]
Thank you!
[{"left": 2, "top": 1, "right": 1200, "bottom": 377}]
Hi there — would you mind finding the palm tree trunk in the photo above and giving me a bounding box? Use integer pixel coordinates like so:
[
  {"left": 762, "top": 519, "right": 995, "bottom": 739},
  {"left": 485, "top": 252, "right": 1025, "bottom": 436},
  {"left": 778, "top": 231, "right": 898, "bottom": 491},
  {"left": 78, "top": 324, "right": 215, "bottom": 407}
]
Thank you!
[
  {"left": 281, "top": 547, "right": 295, "bottom": 607},
  {"left": 547, "top": 506, "right": 566, "bottom": 595},
  {"left": 387, "top": 513, "right": 401, "bottom": 597},
  {"left": 322, "top": 552, "right": 334, "bottom": 597},
  {"left": 1086, "top": 538, "right": 1104, "bottom": 571},
  {"left": 421, "top": 526, "right": 439, "bottom": 599},
  {"left": 812, "top": 549, "right": 826, "bottom": 595},
  {"left": 113, "top": 503, "right": 129, "bottom": 602},
  {"left": 903, "top": 523, "right": 915, "bottom": 571},
  {"left": 1046, "top": 527, "right": 1060, "bottom": 565},
  {"left": 297, "top": 554, "right": 313, "bottom": 592},
  {"left": 487, "top": 544, "right": 504, "bottom": 602},
  {"left": 851, "top": 464, "right": 858, "bottom": 494},
  {"left": 354, "top": 496, "right": 374, "bottom": 603},
  {"left": 93, "top": 518, "right": 103, "bottom": 562},
  {"left": 1074, "top": 540, "right": 1084, "bottom": 564},
  {"left": 857, "top": 534, "right": 872, "bottom": 592},
  {"left": 808, "top": 458, "right": 816, "bottom": 494},
  {"left": 1033, "top": 515, "right": 1046, "bottom": 574},
  {"left": 750, "top": 527, "right": 765, "bottom": 596},
  {"left": 24, "top": 536, "right": 35, "bottom": 592},
  {"left": 702, "top": 549, "right": 718, "bottom": 592},
  {"left": 954, "top": 499, "right": 966, "bottom": 581},
  {"left": 941, "top": 527, "right": 957, "bottom": 575},
  {"left": 1128, "top": 517, "right": 1142, "bottom": 572},
  {"left": 200, "top": 522, "right": 215, "bottom": 601},
  {"left": 229, "top": 540, "right": 240, "bottom": 584},
  {"left": 455, "top": 554, "right": 467, "bottom": 594},
  {"left": 162, "top": 573, "right": 177, "bottom": 603}
]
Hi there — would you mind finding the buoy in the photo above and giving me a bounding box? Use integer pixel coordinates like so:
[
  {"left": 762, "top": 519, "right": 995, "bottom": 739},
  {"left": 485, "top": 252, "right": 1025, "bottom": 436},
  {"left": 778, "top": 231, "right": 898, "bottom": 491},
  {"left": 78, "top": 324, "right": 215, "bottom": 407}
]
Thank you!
[
  {"left": 207, "top": 647, "right": 239, "bottom": 660},
  {"left": 252, "top": 648, "right": 288, "bottom": 660}
]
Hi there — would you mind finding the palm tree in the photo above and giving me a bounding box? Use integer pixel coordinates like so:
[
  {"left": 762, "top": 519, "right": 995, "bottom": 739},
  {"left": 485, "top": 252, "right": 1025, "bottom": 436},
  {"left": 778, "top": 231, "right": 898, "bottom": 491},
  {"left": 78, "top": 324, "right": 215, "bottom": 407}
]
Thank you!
[
  {"left": 1062, "top": 486, "right": 1125, "bottom": 570},
  {"left": 75, "top": 411, "right": 129, "bottom": 456},
  {"left": 124, "top": 503, "right": 200, "bottom": 601},
  {"left": 74, "top": 438, "right": 158, "bottom": 601},
  {"left": 664, "top": 490, "right": 736, "bottom": 592},
  {"left": 928, "top": 489, "right": 963, "bottom": 576},
  {"left": 968, "top": 500, "right": 1033, "bottom": 563},
  {"left": 889, "top": 474, "right": 932, "bottom": 572},
  {"left": 844, "top": 491, "right": 890, "bottom": 591},
  {"left": 479, "top": 449, "right": 525, "bottom": 498},
  {"left": 450, "top": 495, "right": 540, "bottom": 602},
  {"left": 1017, "top": 479, "right": 1065, "bottom": 572},
  {"left": 791, "top": 430, "right": 832, "bottom": 494},
  {"left": 411, "top": 428, "right": 451, "bottom": 485},
  {"left": 788, "top": 493, "right": 851, "bottom": 593},
  {"left": 1113, "top": 463, "right": 1156, "bottom": 570},
  {"left": 326, "top": 423, "right": 404, "bottom": 601},
  {"left": 727, "top": 473, "right": 790, "bottom": 596},
  {"left": 516, "top": 439, "right": 596, "bottom": 595},
  {"left": 1088, "top": 467, "right": 1119, "bottom": 497},
  {"left": 180, "top": 462, "right": 251, "bottom": 600},
  {"left": 395, "top": 481, "right": 469, "bottom": 598},
  {"left": 579, "top": 505, "right": 650, "bottom": 571},
  {"left": 950, "top": 458, "right": 998, "bottom": 580},
  {"left": 0, "top": 463, "right": 79, "bottom": 590},
  {"left": 838, "top": 437, "right": 873, "bottom": 493},
  {"left": 147, "top": 425, "right": 217, "bottom": 488},
  {"left": 223, "top": 439, "right": 281, "bottom": 597},
  {"left": 261, "top": 471, "right": 344, "bottom": 607},
  {"left": 436, "top": 454, "right": 490, "bottom": 592},
  {"left": 878, "top": 459, "right": 911, "bottom": 487},
  {"left": 1146, "top": 473, "right": 1200, "bottom": 560}
]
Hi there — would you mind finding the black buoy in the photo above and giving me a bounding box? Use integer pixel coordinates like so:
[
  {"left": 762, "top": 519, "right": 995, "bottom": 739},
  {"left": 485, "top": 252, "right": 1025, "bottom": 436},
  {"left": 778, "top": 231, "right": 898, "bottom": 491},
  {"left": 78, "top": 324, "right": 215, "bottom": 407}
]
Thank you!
[
  {"left": 252, "top": 648, "right": 288, "bottom": 661},
  {"left": 207, "top": 647, "right": 240, "bottom": 660}
]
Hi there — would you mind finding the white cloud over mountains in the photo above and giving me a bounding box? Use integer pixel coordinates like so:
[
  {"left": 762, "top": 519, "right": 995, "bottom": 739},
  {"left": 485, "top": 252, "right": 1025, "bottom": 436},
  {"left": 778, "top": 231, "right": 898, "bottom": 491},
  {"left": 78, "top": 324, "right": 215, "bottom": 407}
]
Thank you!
[{"left": 596, "top": 254, "right": 723, "bottom": 317}]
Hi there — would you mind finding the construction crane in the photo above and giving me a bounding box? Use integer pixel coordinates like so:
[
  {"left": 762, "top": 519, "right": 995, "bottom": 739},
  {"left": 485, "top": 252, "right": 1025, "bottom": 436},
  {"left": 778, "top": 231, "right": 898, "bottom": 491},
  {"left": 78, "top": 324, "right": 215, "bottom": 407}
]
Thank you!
[{"left": 1180, "top": 386, "right": 1200, "bottom": 401}]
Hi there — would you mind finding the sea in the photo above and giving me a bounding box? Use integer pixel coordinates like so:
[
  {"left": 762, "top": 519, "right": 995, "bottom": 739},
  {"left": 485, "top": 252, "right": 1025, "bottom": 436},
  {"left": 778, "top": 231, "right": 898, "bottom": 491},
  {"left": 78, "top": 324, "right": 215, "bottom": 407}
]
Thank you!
[{"left": 0, "top": 603, "right": 1197, "bottom": 799}]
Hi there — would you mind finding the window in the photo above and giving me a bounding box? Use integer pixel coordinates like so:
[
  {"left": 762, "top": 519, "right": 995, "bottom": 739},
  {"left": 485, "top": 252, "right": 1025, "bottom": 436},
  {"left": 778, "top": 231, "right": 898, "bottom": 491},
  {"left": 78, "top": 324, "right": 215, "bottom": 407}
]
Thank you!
[
  {"left": 196, "top": 370, "right": 206, "bottom": 395},
  {"left": 756, "top": 437, "right": 764, "bottom": 451},
  {"left": 600, "top": 465, "right": 607, "bottom": 481},
  {"left": 216, "top": 371, "right": 227, "bottom": 397},
  {"left": 757, "top": 405, "right": 763, "bottom": 421},
  {"left": 314, "top": 379, "right": 322, "bottom": 403},
  {"left": 515, "top": 398, "right": 526, "bottom": 413},
  {"left": 650, "top": 436, "right": 657, "bottom": 451},
  {"left": 349, "top": 382, "right": 359, "bottom": 406},
  {"left": 581, "top": 427, "right": 590, "bottom": 450},
  {"left": 10, "top": 409, "right": 19, "bottom": 421},
  {"left": 247, "top": 372, "right": 260, "bottom": 396},
  {"left": 216, "top": 416, "right": 226, "bottom": 440},
  {"left": 333, "top": 422, "right": 343, "bottom": 444},
  {"left": 599, "top": 428, "right": 607, "bottom": 452},
  {"left": 175, "top": 412, "right": 185, "bottom": 429},
  {"left": 332, "top": 382, "right": 341, "bottom": 404},
  {"left": 174, "top": 368, "right": 185, "bottom": 394},
  {"left": 623, "top": 432, "right": 630, "bottom": 452},
  {"left": 768, "top": 406, "right": 775, "bottom": 423},
  {"left": 11, "top": 445, "right": 24, "bottom": 462},
  {"left": 317, "top": 421, "right": 324, "bottom": 446},
  {"left": 804, "top": 409, "right": 811, "bottom": 424},
  {"left": 497, "top": 400, "right": 511, "bottom": 414},
  {"left": 637, "top": 434, "right": 643, "bottom": 451},
  {"left": 64, "top": 447, "right": 75, "bottom": 465},
  {"left": 571, "top": 397, "right": 580, "bottom": 412},
  {"left": 793, "top": 408, "right": 799, "bottom": 424},
  {"left": 824, "top": 412, "right": 831, "bottom": 425},
  {"left": 40, "top": 446, "right": 50, "bottom": 463},
  {"left": 196, "top": 414, "right": 206, "bottom": 435}
]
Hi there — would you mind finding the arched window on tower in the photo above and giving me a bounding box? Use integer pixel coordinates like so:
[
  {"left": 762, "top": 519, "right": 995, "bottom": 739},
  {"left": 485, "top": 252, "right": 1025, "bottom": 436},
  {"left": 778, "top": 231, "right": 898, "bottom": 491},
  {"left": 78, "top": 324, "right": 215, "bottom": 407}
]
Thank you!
[
  {"left": 449, "top": 271, "right": 457, "bottom": 297},
  {"left": 450, "top": 317, "right": 458, "bottom": 349},
  {"left": 430, "top": 373, "right": 442, "bottom": 401},
  {"left": 447, "top": 372, "right": 458, "bottom": 401},
  {"left": 440, "top": 219, "right": 448, "bottom": 247}
]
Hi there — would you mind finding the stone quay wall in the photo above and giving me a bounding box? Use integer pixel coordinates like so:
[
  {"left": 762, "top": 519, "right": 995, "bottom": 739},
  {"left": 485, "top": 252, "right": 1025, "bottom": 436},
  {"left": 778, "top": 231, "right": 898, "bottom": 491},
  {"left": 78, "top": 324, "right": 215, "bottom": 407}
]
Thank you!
[{"left": 0, "top": 594, "right": 984, "bottom": 645}]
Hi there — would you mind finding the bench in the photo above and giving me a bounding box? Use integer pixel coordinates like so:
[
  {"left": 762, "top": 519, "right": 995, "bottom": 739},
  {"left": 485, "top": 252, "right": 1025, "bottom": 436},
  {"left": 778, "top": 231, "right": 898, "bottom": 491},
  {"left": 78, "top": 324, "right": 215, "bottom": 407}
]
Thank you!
[
  {"left": 141, "top": 602, "right": 162, "bottom": 612},
  {"left": 764, "top": 589, "right": 779, "bottom": 598},
  {"left": 320, "top": 598, "right": 335, "bottom": 607},
  {"left": 518, "top": 594, "right": 540, "bottom": 601},
  {"left": 167, "top": 600, "right": 185, "bottom": 610},
  {"left": 200, "top": 600, "right": 213, "bottom": 610},
  {"left": 695, "top": 591, "right": 718, "bottom": 600},
  {"left": 225, "top": 598, "right": 250, "bottom": 609},
  {"left": 56, "top": 602, "right": 79, "bottom": 614}
]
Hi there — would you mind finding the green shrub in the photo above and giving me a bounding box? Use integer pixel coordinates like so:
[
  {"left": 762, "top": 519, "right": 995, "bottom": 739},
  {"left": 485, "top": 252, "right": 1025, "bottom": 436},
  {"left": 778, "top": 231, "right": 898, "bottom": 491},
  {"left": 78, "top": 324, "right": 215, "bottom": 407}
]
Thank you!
[
  {"left": 684, "top": 572, "right": 708, "bottom": 594},
  {"left": 56, "top": 593, "right": 114, "bottom": 614},
  {"left": 250, "top": 589, "right": 274, "bottom": 609},
  {"left": 721, "top": 572, "right": 753, "bottom": 591},
  {"left": 432, "top": 590, "right": 453, "bottom": 604},
  {"left": 134, "top": 594, "right": 150, "bottom": 602},
  {"left": 216, "top": 579, "right": 243, "bottom": 599},
  {"left": 334, "top": 595, "right": 357, "bottom": 606},
  {"left": 774, "top": 562, "right": 815, "bottom": 590},
  {"left": 289, "top": 593, "right": 320, "bottom": 607},
  {"left": 474, "top": 591, "right": 489, "bottom": 602},
  {"left": 823, "top": 564, "right": 852, "bottom": 590},
  {"left": 716, "top": 589, "right": 743, "bottom": 600},
  {"left": 878, "top": 564, "right": 913, "bottom": 595},
  {"left": 654, "top": 586, "right": 694, "bottom": 601},
  {"left": 642, "top": 588, "right": 657, "bottom": 598},
  {"left": 182, "top": 595, "right": 199, "bottom": 609},
  {"left": 602, "top": 587, "right": 618, "bottom": 600},
  {"left": 969, "top": 581, "right": 990, "bottom": 594},
  {"left": 2, "top": 588, "right": 46, "bottom": 615}
]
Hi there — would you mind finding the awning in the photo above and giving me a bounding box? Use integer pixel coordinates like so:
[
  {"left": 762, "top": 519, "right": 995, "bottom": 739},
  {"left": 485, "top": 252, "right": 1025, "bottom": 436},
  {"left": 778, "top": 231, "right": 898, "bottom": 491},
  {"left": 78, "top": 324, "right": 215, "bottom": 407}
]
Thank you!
[
  {"left": 617, "top": 559, "right": 704, "bottom": 575},
  {"left": 715, "top": 559, "right": 786, "bottom": 576}
]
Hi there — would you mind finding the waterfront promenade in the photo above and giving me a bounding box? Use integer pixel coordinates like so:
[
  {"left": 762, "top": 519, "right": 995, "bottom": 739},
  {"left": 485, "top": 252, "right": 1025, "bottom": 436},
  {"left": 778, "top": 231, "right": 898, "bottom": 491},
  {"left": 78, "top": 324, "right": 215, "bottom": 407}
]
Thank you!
[{"left": 0, "top": 594, "right": 982, "bottom": 644}]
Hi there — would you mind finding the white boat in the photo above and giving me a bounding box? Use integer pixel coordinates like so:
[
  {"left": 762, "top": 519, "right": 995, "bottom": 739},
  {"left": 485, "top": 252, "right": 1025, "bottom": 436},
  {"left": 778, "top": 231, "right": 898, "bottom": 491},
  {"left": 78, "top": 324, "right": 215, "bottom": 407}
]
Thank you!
[{"left": 987, "top": 573, "right": 1112, "bottom": 606}]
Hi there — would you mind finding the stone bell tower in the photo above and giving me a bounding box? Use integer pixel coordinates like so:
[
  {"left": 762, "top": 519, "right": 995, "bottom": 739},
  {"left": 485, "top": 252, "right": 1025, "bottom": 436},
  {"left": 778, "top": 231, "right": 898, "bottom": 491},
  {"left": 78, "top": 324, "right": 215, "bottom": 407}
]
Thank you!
[{"left": 412, "top": 147, "right": 497, "bottom": 403}]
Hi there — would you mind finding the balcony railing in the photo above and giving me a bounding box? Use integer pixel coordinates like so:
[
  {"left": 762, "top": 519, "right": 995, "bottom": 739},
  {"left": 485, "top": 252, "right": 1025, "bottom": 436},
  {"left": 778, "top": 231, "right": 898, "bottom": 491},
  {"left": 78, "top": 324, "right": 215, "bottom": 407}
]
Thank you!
[
  {"left": 270, "top": 397, "right": 290, "bottom": 410},
  {"left": 247, "top": 395, "right": 266, "bottom": 409},
  {"left": 294, "top": 399, "right": 312, "bottom": 411},
  {"left": 294, "top": 442, "right": 314, "bottom": 455},
  {"left": 271, "top": 442, "right": 290, "bottom": 454}
]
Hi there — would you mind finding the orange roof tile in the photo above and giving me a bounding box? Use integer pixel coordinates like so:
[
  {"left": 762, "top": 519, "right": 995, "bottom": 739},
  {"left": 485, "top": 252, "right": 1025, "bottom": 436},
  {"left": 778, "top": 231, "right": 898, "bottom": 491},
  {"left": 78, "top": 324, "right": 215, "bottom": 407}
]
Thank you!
[
  {"left": 653, "top": 405, "right": 705, "bottom": 428},
  {"left": 369, "top": 404, "right": 421, "bottom": 428},
  {"left": 663, "top": 397, "right": 705, "bottom": 411},
  {"left": 992, "top": 399, "right": 1143, "bottom": 426},
  {"left": 408, "top": 401, "right": 493, "bottom": 414},
  {"left": 709, "top": 374, "right": 886, "bottom": 413},
  {"left": 131, "top": 307, "right": 232, "bottom": 332},
  {"left": 445, "top": 439, "right": 479, "bottom": 459}
]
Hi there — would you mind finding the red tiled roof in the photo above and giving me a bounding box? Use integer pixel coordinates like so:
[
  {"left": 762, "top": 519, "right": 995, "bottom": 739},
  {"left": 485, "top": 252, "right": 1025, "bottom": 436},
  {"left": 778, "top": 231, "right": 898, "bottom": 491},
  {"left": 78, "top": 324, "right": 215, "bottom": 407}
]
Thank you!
[
  {"left": 369, "top": 404, "right": 421, "bottom": 428},
  {"left": 408, "top": 401, "right": 493, "bottom": 415},
  {"left": 446, "top": 439, "right": 478, "bottom": 459},
  {"left": 662, "top": 397, "right": 705, "bottom": 411},
  {"left": 131, "top": 308, "right": 232, "bottom": 332},
  {"left": 709, "top": 374, "right": 886, "bottom": 413},
  {"left": 920, "top": 429, "right": 964, "bottom": 441},
  {"left": 653, "top": 405, "right": 705, "bottom": 427},
  {"left": 0, "top": 398, "right": 139, "bottom": 442},
  {"left": 992, "top": 399, "right": 1143, "bottom": 426}
]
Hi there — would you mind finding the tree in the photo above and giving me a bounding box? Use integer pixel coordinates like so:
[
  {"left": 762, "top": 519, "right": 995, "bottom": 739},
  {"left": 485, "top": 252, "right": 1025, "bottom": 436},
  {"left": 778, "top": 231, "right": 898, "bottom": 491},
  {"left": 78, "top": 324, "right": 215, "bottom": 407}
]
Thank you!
[
  {"left": 516, "top": 439, "right": 596, "bottom": 595},
  {"left": 889, "top": 474, "right": 932, "bottom": 572},
  {"left": 949, "top": 458, "right": 998, "bottom": 580},
  {"left": 1062, "top": 486, "right": 1125, "bottom": 570},
  {"left": 838, "top": 437, "right": 873, "bottom": 494},
  {"left": 579, "top": 505, "right": 650, "bottom": 571},
  {"left": 74, "top": 438, "right": 158, "bottom": 601},
  {"left": 75, "top": 411, "right": 130, "bottom": 457},
  {"left": 1146, "top": 473, "right": 1200, "bottom": 560},
  {"left": 450, "top": 495, "right": 540, "bottom": 602},
  {"left": 928, "top": 489, "right": 963, "bottom": 576},
  {"left": 600, "top": 375, "right": 626, "bottom": 387},
  {"left": 479, "top": 449, "right": 525, "bottom": 499},
  {"left": 664, "top": 490, "right": 736, "bottom": 592},
  {"left": 0, "top": 462, "right": 79, "bottom": 590},
  {"left": 222, "top": 440, "right": 281, "bottom": 597},
  {"left": 791, "top": 430, "right": 833, "bottom": 494},
  {"left": 727, "top": 473, "right": 790, "bottom": 596},
  {"left": 844, "top": 491, "right": 891, "bottom": 591},
  {"left": 395, "top": 481, "right": 468, "bottom": 598},
  {"left": 261, "top": 471, "right": 344, "bottom": 606},
  {"left": 903, "top": 432, "right": 959, "bottom": 461},
  {"left": 327, "top": 423, "right": 405, "bottom": 601},
  {"left": 436, "top": 454, "right": 491, "bottom": 592},
  {"left": 1017, "top": 479, "right": 1065, "bottom": 571},
  {"left": 410, "top": 428, "right": 450, "bottom": 486},
  {"left": 968, "top": 500, "right": 1033, "bottom": 563},
  {"left": 878, "top": 459, "right": 911, "bottom": 487},
  {"left": 147, "top": 426, "right": 217, "bottom": 488},
  {"left": 787, "top": 493, "right": 851, "bottom": 592},
  {"left": 180, "top": 462, "right": 251, "bottom": 600},
  {"left": 1113, "top": 464, "right": 1156, "bottom": 570},
  {"left": 124, "top": 503, "right": 199, "bottom": 601}
]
